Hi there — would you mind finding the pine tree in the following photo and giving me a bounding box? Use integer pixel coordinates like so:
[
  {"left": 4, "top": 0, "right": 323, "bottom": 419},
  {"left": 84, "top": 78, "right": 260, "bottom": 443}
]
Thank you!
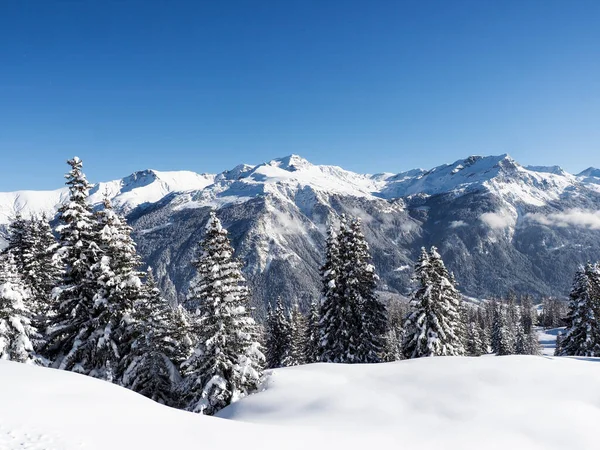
[
  {"left": 318, "top": 223, "right": 345, "bottom": 362},
  {"left": 303, "top": 300, "right": 320, "bottom": 363},
  {"left": 264, "top": 298, "right": 291, "bottom": 369},
  {"left": 496, "top": 305, "right": 515, "bottom": 356},
  {"left": 5, "top": 213, "right": 30, "bottom": 274},
  {"left": 91, "top": 198, "right": 146, "bottom": 381},
  {"left": 21, "top": 215, "right": 60, "bottom": 331},
  {"left": 0, "top": 254, "right": 41, "bottom": 364},
  {"left": 465, "top": 308, "right": 486, "bottom": 357},
  {"left": 282, "top": 303, "right": 307, "bottom": 367},
  {"left": 520, "top": 294, "right": 536, "bottom": 334},
  {"left": 182, "top": 212, "right": 264, "bottom": 415},
  {"left": 344, "top": 218, "right": 386, "bottom": 363},
  {"left": 122, "top": 268, "right": 191, "bottom": 406},
  {"left": 43, "top": 157, "right": 105, "bottom": 374},
  {"left": 558, "top": 264, "right": 600, "bottom": 356},
  {"left": 403, "top": 247, "right": 465, "bottom": 358},
  {"left": 382, "top": 326, "right": 403, "bottom": 362}
]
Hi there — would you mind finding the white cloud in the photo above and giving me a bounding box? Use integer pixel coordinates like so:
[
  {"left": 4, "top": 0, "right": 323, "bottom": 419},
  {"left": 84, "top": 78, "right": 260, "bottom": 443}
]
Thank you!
[
  {"left": 525, "top": 209, "right": 600, "bottom": 230},
  {"left": 449, "top": 220, "right": 467, "bottom": 228},
  {"left": 479, "top": 212, "right": 513, "bottom": 229}
]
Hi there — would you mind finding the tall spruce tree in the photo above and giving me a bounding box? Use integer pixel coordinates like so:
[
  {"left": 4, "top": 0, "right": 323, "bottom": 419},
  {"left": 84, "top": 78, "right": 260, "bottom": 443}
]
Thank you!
[
  {"left": 344, "top": 218, "right": 386, "bottom": 363},
  {"left": 0, "top": 253, "right": 41, "bottom": 364},
  {"left": 318, "top": 223, "right": 345, "bottom": 362},
  {"left": 558, "top": 264, "right": 600, "bottom": 356},
  {"left": 182, "top": 212, "right": 264, "bottom": 415},
  {"left": 403, "top": 247, "right": 465, "bottom": 358},
  {"left": 84, "top": 198, "right": 146, "bottom": 381},
  {"left": 122, "top": 268, "right": 191, "bottom": 406},
  {"left": 264, "top": 298, "right": 292, "bottom": 369},
  {"left": 43, "top": 157, "right": 104, "bottom": 374}
]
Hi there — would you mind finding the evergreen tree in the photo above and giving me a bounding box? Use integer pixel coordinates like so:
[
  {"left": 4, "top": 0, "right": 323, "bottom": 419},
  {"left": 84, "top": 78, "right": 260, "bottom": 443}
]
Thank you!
[
  {"left": 318, "top": 223, "right": 345, "bottom": 362},
  {"left": 43, "top": 157, "right": 105, "bottom": 374},
  {"left": 465, "top": 307, "right": 486, "bottom": 356},
  {"left": 91, "top": 198, "right": 145, "bottom": 381},
  {"left": 0, "top": 254, "right": 41, "bottom": 364},
  {"left": 558, "top": 264, "right": 600, "bottom": 356},
  {"left": 22, "top": 215, "right": 60, "bottom": 330},
  {"left": 4, "top": 213, "right": 30, "bottom": 273},
  {"left": 282, "top": 303, "right": 307, "bottom": 367},
  {"left": 182, "top": 212, "right": 264, "bottom": 415},
  {"left": 382, "top": 326, "right": 403, "bottom": 362},
  {"left": 403, "top": 247, "right": 465, "bottom": 358},
  {"left": 496, "top": 305, "right": 515, "bottom": 356},
  {"left": 490, "top": 300, "right": 502, "bottom": 353},
  {"left": 344, "top": 218, "right": 386, "bottom": 363},
  {"left": 122, "top": 268, "right": 192, "bottom": 406},
  {"left": 303, "top": 300, "right": 320, "bottom": 363},
  {"left": 382, "top": 300, "right": 407, "bottom": 361},
  {"left": 520, "top": 295, "right": 536, "bottom": 334},
  {"left": 264, "top": 298, "right": 291, "bottom": 369}
]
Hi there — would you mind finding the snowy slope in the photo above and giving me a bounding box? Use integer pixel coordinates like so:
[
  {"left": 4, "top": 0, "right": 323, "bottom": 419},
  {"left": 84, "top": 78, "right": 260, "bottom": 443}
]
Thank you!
[{"left": 3, "top": 357, "right": 600, "bottom": 450}]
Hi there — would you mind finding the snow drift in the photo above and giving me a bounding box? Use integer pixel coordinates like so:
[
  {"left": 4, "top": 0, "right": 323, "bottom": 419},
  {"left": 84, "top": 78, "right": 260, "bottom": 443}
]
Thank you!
[{"left": 2, "top": 356, "right": 600, "bottom": 449}]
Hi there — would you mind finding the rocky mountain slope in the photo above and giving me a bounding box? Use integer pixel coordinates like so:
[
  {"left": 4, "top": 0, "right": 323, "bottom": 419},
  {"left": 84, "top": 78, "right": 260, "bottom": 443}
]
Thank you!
[{"left": 2, "top": 154, "right": 600, "bottom": 313}]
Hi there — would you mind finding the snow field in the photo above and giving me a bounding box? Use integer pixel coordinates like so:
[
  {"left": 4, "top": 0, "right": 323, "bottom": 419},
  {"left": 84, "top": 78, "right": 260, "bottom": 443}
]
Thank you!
[{"left": 3, "top": 355, "right": 600, "bottom": 450}]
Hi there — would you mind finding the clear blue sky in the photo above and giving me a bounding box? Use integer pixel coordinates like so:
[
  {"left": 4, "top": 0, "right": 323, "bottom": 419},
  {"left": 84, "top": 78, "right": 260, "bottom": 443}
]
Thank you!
[{"left": 1, "top": 0, "right": 599, "bottom": 190}]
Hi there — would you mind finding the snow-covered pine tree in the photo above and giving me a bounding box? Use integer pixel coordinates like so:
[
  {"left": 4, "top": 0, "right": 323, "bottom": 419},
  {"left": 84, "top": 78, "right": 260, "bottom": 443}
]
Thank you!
[
  {"left": 0, "top": 253, "right": 41, "bottom": 364},
  {"left": 182, "top": 212, "right": 264, "bottom": 415},
  {"left": 382, "top": 326, "right": 403, "bottom": 362},
  {"left": 303, "top": 300, "right": 320, "bottom": 363},
  {"left": 4, "top": 213, "right": 31, "bottom": 274},
  {"left": 464, "top": 306, "right": 486, "bottom": 356},
  {"left": 514, "top": 315, "right": 527, "bottom": 355},
  {"left": 122, "top": 267, "right": 191, "bottom": 406},
  {"left": 496, "top": 304, "right": 515, "bottom": 356},
  {"left": 490, "top": 300, "right": 502, "bottom": 353},
  {"left": 282, "top": 303, "right": 307, "bottom": 367},
  {"left": 558, "top": 264, "right": 600, "bottom": 356},
  {"left": 382, "top": 300, "right": 406, "bottom": 362},
  {"left": 519, "top": 295, "right": 536, "bottom": 334},
  {"left": 403, "top": 247, "right": 465, "bottom": 358},
  {"left": 318, "top": 223, "right": 345, "bottom": 362},
  {"left": 264, "top": 297, "right": 291, "bottom": 369},
  {"left": 344, "top": 218, "right": 386, "bottom": 363},
  {"left": 43, "top": 157, "right": 105, "bottom": 373},
  {"left": 89, "top": 198, "right": 146, "bottom": 381},
  {"left": 21, "top": 215, "right": 60, "bottom": 324}
]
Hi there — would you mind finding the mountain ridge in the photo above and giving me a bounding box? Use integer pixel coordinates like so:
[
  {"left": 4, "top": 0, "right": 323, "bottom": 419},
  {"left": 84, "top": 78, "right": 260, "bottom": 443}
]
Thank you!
[{"left": 2, "top": 153, "right": 600, "bottom": 307}]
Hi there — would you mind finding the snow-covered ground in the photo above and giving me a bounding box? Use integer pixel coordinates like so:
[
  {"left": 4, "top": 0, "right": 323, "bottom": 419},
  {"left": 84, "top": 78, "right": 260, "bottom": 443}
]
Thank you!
[
  {"left": 2, "top": 355, "right": 600, "bottom": 450},
  {"left": 537, "top": 326, "right": 563, "bottom": 356}
]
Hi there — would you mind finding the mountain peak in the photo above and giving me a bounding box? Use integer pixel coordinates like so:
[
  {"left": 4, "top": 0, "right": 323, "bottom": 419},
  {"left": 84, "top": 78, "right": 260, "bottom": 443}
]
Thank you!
[
  {"left": 577, "top": 167, "right": 600, "bottom": 178},
  {"left": 269, "top": 155, "right": 313, "bottom": 172}
]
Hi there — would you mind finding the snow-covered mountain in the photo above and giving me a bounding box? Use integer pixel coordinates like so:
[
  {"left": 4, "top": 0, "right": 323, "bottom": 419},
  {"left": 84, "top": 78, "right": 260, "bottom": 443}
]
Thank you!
[{"left": 2, "top": 154, "right": 600, "bottom": 309}]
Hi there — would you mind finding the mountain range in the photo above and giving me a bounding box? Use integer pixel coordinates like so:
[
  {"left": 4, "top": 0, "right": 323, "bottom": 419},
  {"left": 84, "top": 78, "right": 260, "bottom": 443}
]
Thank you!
[{"left": 2, "top": 154, "right": 600, "bottom": 313}]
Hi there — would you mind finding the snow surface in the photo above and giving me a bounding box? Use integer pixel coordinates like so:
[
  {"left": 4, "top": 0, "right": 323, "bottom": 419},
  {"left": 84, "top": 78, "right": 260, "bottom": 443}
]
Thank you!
[{"left": 3, "top": 356, "right": 600, "bottom": 449}]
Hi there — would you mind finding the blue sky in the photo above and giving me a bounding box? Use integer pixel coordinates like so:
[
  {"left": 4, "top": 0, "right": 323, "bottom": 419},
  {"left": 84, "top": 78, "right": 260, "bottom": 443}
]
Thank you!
[{"left": 1, "top": 0, "right": 599, "bottom": 190}]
